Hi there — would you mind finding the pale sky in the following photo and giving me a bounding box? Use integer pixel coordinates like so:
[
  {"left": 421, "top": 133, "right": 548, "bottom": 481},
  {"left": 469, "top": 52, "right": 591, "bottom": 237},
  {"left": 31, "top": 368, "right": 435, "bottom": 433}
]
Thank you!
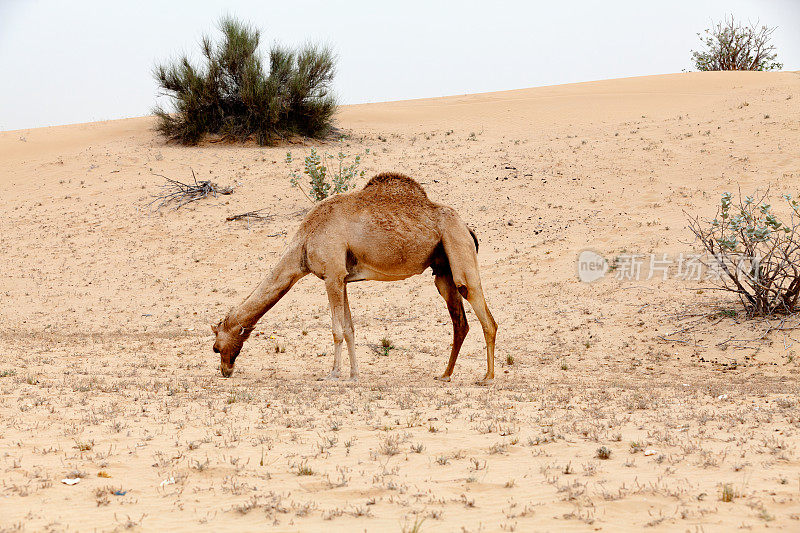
[{"left": 1, "top": 0, "right": 798, "bottom": 131}]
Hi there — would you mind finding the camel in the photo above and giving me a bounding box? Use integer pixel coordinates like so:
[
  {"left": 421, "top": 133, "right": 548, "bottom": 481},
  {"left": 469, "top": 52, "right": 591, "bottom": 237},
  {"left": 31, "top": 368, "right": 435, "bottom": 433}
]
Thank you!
[{"left": 212, "top": 172, "right": 497, "bottom": 383}]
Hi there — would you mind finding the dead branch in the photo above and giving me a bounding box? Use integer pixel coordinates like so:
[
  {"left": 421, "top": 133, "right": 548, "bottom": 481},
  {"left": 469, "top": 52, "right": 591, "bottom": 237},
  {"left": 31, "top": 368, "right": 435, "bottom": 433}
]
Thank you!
[
  {"left": 656, "top": 335, "right": 705, "bottom": 347},
  {"left": 225, "top": 210, "right": 273, "bottom": 222},
  {"left": 715, "top": 317, "right": 800, "bottom": 349},
  {"left": 150, "top": 169, "right": 233, "bottom": 210}
]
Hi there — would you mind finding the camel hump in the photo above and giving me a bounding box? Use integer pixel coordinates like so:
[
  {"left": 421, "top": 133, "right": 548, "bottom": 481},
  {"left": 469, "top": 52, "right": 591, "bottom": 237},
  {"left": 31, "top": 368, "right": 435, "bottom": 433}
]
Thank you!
[{"left": 363, "top": 172, "right": 428, "bottom": 198}]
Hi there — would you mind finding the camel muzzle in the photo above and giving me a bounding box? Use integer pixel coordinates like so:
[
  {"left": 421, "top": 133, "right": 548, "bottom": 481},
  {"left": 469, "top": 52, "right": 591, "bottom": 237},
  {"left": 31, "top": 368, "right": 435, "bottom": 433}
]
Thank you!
[{"left": 220, "top": 363, "right": 235, "bottom": 378}]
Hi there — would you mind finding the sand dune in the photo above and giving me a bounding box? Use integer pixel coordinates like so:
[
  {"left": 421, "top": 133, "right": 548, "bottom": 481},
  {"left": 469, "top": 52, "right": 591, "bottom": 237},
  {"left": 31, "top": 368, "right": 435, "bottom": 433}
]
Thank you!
[{"left": 1, "top": 71, "right": 799, "bottom": 531}]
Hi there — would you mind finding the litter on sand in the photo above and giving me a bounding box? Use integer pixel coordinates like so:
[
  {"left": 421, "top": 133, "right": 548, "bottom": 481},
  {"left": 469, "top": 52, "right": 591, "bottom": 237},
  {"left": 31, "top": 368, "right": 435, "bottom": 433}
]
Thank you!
[
  {"left": 61, "top": 477, "right": 81, "bottom": 485},
  {"left": 160, "top": 477, "right": 176, "bottom": 487}
]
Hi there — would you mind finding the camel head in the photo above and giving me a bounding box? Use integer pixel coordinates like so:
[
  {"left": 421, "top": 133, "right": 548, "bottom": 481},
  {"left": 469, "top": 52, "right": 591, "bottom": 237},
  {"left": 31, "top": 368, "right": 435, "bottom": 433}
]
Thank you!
[{"left": 211, "top": 319, "right": 248, "bottom": 377}]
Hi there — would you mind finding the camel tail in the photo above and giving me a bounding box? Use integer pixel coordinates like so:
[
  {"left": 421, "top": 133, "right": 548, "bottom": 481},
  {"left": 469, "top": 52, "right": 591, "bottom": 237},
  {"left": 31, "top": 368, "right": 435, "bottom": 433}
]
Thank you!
[{"left": 468, "top": 227, "right": 479, "bottom": 254}]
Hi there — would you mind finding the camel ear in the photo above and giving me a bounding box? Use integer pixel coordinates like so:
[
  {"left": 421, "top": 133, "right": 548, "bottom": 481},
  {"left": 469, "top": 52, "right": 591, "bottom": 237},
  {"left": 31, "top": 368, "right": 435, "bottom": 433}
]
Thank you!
[{"left": 211, "top": 323, "right": 219, "bottom": 334}]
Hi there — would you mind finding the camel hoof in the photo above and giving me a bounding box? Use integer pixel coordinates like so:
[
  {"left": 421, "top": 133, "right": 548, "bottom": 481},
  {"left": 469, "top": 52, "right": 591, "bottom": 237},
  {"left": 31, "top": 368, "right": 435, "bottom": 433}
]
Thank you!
[
  {"left": 323, "top": 371, "right": 341, "bottom": 381},
  {"left": 476, "top": 377, "right": 494, "bottom": 386},
  {"left": 347, "top": 375, "right": 359, "bottom": 382},
  {"left": 434, "top": 375, "right": 451, "bottom": 382}
]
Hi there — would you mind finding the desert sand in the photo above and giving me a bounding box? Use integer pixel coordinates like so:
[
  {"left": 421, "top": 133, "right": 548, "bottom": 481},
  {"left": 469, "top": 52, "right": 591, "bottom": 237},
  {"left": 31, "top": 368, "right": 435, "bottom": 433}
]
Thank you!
[{"left": 1, "top": 71, "right": 799, "bottom": 531}]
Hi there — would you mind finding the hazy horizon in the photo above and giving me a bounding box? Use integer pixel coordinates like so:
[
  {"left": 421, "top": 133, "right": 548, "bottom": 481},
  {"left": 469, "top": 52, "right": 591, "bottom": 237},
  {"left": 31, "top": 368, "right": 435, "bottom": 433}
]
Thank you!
[{"left": 1, "top": 0, "right": 798, "bottom": 132}]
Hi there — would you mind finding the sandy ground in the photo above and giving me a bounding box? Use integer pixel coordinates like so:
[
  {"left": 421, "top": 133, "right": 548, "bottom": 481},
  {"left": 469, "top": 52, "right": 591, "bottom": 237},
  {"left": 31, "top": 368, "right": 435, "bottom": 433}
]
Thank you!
[{"left": 1, "top": 71, "right": 799, "bottom": 531}]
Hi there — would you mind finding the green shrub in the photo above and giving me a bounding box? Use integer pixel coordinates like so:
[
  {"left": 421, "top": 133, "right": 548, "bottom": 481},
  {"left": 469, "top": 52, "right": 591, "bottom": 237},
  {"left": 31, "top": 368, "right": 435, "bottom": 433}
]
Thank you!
[
  {"left": 287, "top": 149, "right": 364, "bottom": 201},
  {"left": 153, "top": 16, "right": 336, "bottom": 145}
]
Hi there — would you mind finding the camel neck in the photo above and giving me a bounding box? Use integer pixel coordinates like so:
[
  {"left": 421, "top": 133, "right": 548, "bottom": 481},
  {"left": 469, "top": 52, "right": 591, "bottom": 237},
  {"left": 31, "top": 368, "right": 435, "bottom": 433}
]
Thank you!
[
  {"left": 228, "top": 279, "right": 286, "bottom": 329},
  {"left": 225, "top": 245, "right": 305, "bottom": 331}
]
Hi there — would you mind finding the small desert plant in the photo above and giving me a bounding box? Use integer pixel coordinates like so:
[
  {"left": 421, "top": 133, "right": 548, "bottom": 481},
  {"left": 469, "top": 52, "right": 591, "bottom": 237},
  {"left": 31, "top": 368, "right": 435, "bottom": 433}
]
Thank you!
[
  {"left": 691, "top": 16, "right": 782, "bottom": 71},
  {"left": 153, "top": 16, "right": 336, "bottom": 145},
  {"left": 74, "top": 440, "right": 94, "bottom": 452},
  {"left": 402, "top": 516, "right": 425, "bottom": 533},
  {"left": 294, "top": 461, "right": 315, "bottom": 476},
  {"left": 379, "top": 337, "right": 394, "bottom": 357},
  {"left": 596, "top": 446, "right": 612, "bottom": 460},
  {"left": 720, "top": 483, "right": 736, "bottom": 502},
  {"left": 94, "top": 487, "right": 111, "bottom": 507},
  {"left": 379, "top": 434, "right": 400, "bottom": 456},
  {"left": 288, "top": 149, "right": 364, "bottom": 201},
  {"left": 688, "top": 191, "right": 800, "bottom": 316}
]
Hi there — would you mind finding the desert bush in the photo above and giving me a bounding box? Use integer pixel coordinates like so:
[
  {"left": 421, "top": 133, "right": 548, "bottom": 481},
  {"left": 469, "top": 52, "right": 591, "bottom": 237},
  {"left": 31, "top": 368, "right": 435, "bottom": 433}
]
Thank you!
[
  {"left": 688, "top": 190, "right": 800, "bottom": 316},
  {"left": 287, "top": 149, "right": 364, "bottom": 201},
  {"left": 691, "top": 16, "right": 782, "bottom": 71},
  {"left": 153, "top": 16, "right": 336, "bottom": 145}
]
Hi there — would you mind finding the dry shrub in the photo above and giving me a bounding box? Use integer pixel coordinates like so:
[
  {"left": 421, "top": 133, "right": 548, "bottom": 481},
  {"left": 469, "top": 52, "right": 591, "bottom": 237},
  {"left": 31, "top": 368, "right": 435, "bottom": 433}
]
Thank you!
[
  {"left": 688, "top": 191, "right": 800, "bottom": 316},
  {"left": 692, "top": 16, "right": 782, "bottom": 71}
]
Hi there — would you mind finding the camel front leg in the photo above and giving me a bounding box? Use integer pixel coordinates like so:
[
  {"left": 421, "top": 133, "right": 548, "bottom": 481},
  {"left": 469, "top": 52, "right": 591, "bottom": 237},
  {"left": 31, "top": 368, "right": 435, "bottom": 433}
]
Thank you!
[
  {"left": 342, "top": 284, "right": 358, "bottom": 380},
  {"left": 324, "top": 279, "right": 346, "bottom": 380}
]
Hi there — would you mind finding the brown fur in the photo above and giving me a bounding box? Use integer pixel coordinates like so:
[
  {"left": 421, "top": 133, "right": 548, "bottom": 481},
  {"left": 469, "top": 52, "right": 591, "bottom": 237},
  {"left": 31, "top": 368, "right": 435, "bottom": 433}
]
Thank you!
[
  {"left": 363, "top": 172, "right": 429, "bottom": 196},
  {"left": 212, "top": 173, "right": 497, "bottom": 383}
]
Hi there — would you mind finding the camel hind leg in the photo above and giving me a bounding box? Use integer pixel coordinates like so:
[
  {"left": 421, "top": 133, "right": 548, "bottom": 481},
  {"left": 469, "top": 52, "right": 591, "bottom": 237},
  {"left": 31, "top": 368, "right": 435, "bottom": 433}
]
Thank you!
[
  {"left": 434, "top": 273, "right": 469, "bottom": 382},
  {"left": 441, "top": 222, "right": 498, "bottom": 385}
]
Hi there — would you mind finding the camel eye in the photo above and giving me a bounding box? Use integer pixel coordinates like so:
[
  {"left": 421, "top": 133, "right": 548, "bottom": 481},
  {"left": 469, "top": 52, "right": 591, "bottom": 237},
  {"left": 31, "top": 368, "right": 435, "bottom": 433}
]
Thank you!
[{"left": 213, "top": 346, "right": 220, "bottom": 354}]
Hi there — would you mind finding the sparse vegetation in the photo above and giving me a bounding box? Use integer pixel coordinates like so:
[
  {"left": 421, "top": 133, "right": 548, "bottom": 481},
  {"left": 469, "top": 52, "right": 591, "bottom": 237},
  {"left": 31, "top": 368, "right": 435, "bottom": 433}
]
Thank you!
[{"left": 153, "top": 16, "right": 336, "bottom": 145}]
